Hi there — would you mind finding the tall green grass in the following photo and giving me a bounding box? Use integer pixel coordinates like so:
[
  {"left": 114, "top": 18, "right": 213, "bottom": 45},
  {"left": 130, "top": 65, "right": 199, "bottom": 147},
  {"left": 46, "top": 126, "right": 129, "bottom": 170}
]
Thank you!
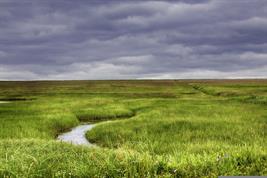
[{"left": 0, "top": 80, "right": 266, "bottom": 177}]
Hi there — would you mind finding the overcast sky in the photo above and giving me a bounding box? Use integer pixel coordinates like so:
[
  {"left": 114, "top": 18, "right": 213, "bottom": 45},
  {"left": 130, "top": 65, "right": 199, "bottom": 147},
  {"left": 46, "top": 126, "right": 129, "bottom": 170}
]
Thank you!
[{"left": 0, "top": 0, "right": 267, "bottom": 80}]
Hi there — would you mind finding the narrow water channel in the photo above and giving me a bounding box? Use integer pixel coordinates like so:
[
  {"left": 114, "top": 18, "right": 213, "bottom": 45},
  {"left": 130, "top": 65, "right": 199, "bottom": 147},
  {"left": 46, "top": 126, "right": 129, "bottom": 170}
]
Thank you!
[
  {"left": 57, "top": 113, "right": 135, "bottom": 146},
  {"left": 57, "top": 124, "right": 96, "bottom": 146}
]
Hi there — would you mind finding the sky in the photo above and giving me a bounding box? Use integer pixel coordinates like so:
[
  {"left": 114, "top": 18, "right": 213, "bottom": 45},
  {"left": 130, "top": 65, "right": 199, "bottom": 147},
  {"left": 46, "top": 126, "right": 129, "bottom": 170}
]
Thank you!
[{"left": 0, "top": 0, "right": 267, "bottom": 80}]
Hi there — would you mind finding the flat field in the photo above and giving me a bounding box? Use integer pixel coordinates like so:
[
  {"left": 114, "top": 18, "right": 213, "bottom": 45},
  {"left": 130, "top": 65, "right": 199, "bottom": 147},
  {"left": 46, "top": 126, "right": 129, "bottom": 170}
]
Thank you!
[{"left": 0, "top": 80, "right": 266, "bottom": 177}]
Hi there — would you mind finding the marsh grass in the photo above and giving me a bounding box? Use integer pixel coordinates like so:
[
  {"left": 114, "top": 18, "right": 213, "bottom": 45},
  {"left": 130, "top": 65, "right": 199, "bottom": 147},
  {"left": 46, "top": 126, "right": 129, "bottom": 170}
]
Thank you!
[
  {"left": 75, "top": 105, "right": 135, "bottom": 122},
  {"left": 0, "top": 80, "right": 266, "bottom": 177}
]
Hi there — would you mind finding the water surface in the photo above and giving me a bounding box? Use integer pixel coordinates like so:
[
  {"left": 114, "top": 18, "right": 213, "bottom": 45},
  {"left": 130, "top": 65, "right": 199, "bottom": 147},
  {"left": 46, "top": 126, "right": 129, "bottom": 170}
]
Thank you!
[{"left": 58, "top": 124, "right": 95, "bottom": 146}]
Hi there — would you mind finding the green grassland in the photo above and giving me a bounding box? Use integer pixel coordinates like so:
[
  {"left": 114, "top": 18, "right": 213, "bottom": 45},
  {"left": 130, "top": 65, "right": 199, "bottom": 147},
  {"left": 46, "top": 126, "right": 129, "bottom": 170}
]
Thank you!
[{"left": 0, "top": 80, "right": 266, "bottom": 177}]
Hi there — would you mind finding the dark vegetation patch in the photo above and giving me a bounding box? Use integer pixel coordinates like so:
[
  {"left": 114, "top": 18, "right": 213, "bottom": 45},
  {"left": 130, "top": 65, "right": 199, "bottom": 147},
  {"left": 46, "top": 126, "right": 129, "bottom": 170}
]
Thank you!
[
  {"left": 0, "top": 97, "right": 35, "bottom": 101},
  {"left": 77, "top": 111, "right": 136, "bottom": 123},
  {"left": 0, "top": 94, "right": 36, "bottom": 101},
  {"left": 123, "top": 92, "right": 177, "bottom": 98},
  {"left": 191, "top": 85, "right": 219, "bottom": 96},
  {"left": 191, "top": 85, "right": 239, "bottom": 97},
  {"left": 236, "top": 95, "right": 267, "bottom": 105},
  {"left": 181, "top": 92, "right": 197, "bottom": 95}
]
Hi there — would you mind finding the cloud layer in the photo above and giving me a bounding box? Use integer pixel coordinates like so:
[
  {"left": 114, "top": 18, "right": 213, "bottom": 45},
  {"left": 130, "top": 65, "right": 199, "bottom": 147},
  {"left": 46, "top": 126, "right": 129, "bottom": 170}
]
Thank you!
[{"left": 0, "top": 0, "right": 267, "bottom": 80}]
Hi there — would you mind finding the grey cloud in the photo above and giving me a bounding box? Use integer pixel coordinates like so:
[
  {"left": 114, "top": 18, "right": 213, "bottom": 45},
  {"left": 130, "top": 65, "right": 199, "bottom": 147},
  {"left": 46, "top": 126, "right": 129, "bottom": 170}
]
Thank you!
[{"left": 0, "top": 0, "right": 267, "bottom": 80}]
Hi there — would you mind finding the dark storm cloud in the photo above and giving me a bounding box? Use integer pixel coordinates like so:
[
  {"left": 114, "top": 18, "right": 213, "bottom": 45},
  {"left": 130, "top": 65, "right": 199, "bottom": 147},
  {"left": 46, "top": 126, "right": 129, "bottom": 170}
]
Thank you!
[{"left": 0, "top": 0, "right": 267, "bottom": 80}]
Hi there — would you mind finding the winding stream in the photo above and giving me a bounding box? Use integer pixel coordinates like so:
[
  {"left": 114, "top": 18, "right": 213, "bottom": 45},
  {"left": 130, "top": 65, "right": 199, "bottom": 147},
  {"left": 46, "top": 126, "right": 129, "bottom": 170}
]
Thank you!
[
  {"left": 57, "top": 124, "right": 96, "bottom": 146},
  {"left": 57, "top": 113, "right": 135, "bottom": 146},
  {"left": 0, "top": 101, "right": 97, "bottom": 146},
  {"left": 0, "top": 101, "right": 106, "bottom": 147}
]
